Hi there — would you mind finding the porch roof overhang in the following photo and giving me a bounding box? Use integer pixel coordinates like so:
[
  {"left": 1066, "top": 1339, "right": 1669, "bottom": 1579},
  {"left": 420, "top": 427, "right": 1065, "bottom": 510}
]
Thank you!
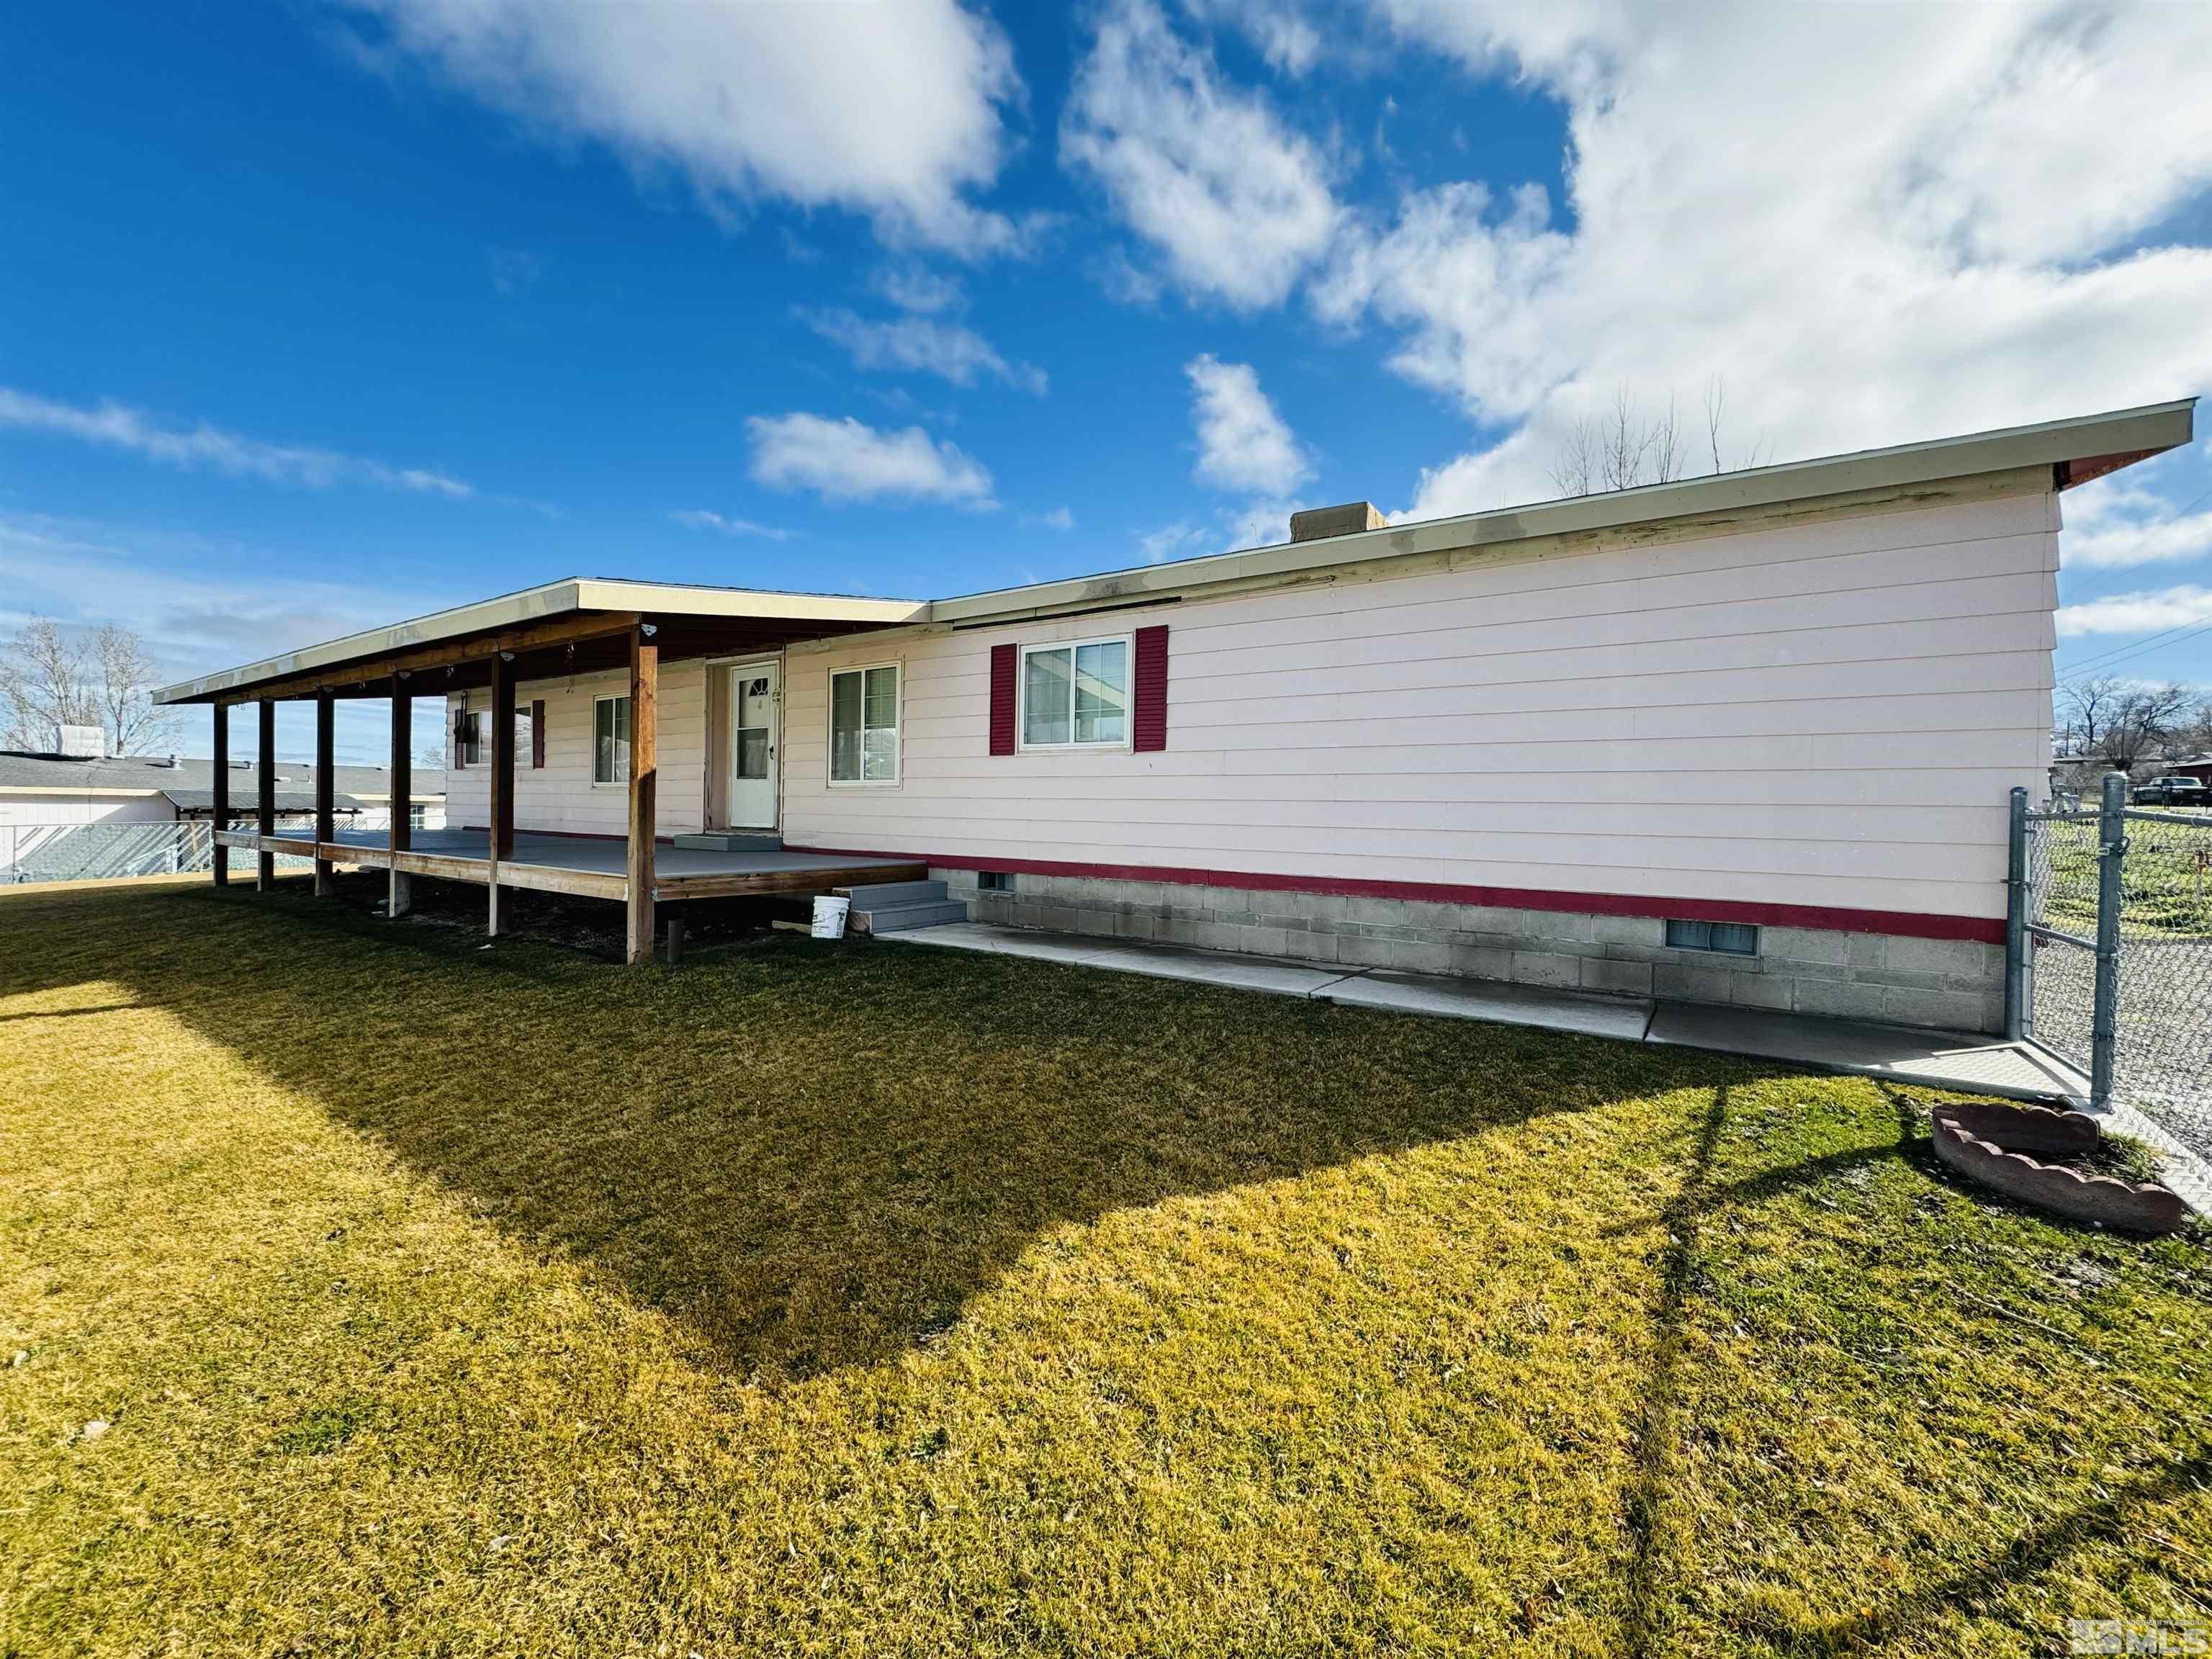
[{"left": 154, "top": 580, "right": 927, "bottom": 706}]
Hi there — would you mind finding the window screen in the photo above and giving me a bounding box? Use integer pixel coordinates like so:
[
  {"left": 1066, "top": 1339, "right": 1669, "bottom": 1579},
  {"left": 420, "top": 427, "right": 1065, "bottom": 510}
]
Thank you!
[
  {"left": 830, "top": 665, "right": 899, "bottom": 783},
  {"left": 1020, "top": 638, "right": 1128, "bottom": 747},
  {"left": 594, "top": 696, "right": 630, "bottom": 784}
]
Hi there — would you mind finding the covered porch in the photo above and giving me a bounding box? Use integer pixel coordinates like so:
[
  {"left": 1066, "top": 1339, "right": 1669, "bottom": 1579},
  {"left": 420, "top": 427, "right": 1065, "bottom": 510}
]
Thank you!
[{"left": 158, "top": 579, "right": 925, "bottom": 961}]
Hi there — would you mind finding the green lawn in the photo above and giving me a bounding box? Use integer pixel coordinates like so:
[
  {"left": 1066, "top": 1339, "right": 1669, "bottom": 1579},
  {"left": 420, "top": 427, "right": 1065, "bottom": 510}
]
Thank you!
[
  {"left": 2041, "top": 809, "right": 2212, "bottom": 940},
  {"left": 3, "top": 880, "right": 2210, "bottom": 1657}
]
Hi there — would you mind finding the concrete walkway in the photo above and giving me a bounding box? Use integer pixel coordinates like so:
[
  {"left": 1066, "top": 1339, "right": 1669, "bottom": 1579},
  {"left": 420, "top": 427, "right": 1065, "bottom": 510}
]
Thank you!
[{"left": 887, "top": 921, "right": 2082, "bottom": 1102}]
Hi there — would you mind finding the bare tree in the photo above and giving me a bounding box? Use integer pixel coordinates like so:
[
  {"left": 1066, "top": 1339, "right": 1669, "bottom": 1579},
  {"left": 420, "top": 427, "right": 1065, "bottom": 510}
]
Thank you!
[
  {"left": 1552, "top": 380, "right": 1750, "bottom": 499},
  {"left": 2072, "top": 678, "right": 2194, "bottom": 771},
  {"left": 2174, "top": 693, "right": 2212, "bottom": 759},
  {"left": 1548, "top": 420, "right": 1596, "bottom": 498},
  {"left": 1, "top": 616, "right": 174, "bottom": 755},
  {"left": 2059, "top": 676, "right": 2121, "bottom": 757},
  {"left": 1, "top": 618, "right": 96, "bottom": 752},
  {"left": 91, "top": 624, "right": 174, "bottom": 755},
  {"left": 2113, "top": 683, "right": 2193, "bottom": 770}
]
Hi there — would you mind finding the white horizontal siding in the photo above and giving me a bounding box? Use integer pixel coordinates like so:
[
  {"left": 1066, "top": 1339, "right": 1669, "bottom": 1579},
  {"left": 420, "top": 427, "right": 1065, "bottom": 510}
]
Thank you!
[
  {"left": 441, "top": 660, "right": 711, "bottom": 838},
  {"left": 781, "top": 493, "right": 2059, "bottom": 922}
]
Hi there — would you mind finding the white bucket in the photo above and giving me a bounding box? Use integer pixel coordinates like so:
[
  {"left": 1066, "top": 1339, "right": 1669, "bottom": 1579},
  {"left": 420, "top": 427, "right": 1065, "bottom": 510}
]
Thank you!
[{"left": 811, "top": 895, "right": 851, "bottom": 940}]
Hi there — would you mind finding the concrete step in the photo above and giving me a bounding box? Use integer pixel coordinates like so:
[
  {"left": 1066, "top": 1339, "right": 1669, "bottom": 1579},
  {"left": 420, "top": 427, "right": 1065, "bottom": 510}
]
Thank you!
[
  {"left": 673, "top": 832, "right": 783, "bottom": 853},
  {"left": 837, "top": 878, "right": 967, "bottom": 935},
  {"left": 855, "top": 899, "right": 972, "bottom": 935},
  {"left": 837, "top": 878, "right": 948, "bottom": 908}
]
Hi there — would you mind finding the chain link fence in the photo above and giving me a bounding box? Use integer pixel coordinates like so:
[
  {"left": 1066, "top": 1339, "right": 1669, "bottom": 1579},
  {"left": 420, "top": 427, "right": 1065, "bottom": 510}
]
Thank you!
[
  {"left": 2014, "top": 778, "right": 2212, "bottom": 1164},
  {"left": 2111, "top": 804, "right": 2212, "bottom": 1154},
  {"left": 1, "top": 809, "right": 439, "bottom": 886},
  {"left": 2019, "top": 798, "right": 2100, "bottom": 1076}
]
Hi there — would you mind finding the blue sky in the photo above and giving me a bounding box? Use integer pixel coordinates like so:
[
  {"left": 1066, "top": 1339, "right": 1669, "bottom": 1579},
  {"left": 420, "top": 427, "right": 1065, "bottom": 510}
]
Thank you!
[{"left": 3, "top": 1, "right": 2210, "bottom": 763}]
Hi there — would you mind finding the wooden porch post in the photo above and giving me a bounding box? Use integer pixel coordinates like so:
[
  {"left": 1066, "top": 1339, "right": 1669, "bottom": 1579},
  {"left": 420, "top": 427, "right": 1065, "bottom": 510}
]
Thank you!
[
  {"left": 313, "top": 692, "right": 336, "bottom": 896},
  {"left": 388, "top": 678, "right": 413, "bottom": 919},
  {"left": 256, "top": 699, "right": 276, "bottom": 889},
  {"left": 626, "top": 626, "right": 658, "bottom": 965},
  {"left": 210, "top": 704, "right": 229, "bottom": 887},
  {"left": 488, "top": 652, "right": 516, "bottom": 936}
]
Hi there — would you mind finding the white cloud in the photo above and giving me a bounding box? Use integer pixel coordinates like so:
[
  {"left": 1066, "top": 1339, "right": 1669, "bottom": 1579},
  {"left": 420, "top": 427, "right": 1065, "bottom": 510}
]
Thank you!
[
  {"left": 668, "top": 510, "right": 791, "bottom": 541},
  {"left": 1061, "top": 0, "right": 1339, "bottom": 309},
  {"left": 1184, "top": 0, "right": 1324, "bottom": 76},
  {"left": 2059, "top": 475, "right": 2212, "bottom": 570},
  {"left": 875, "top": 266, "right": 965, "bottom": 315},
  {"left": 1022, "top": 506, "right": 1076, "bottom": 531},
  {"left": 0, "top": 508, "right": 469, "bottom": 763},
  {"left": 2058, "top": 585, "right": 2212, "bottom": 638},
  {"left": 1185, "top": 354, "right": 1312, "bottom": 495},
  {"left": 799, "top": 307, "right": 1046, "bottom": 393},
  {"left": 1137, "top": 519, "right": 1208, "bottom": 565},
  {"left": 0, "top": 386, "right": 474, "bottom": 498},
  {"left": 1220, "top": 495, "right": 1305, "bottom": 550},
  {"left": 745, "top": 413, "right": 994, "bottom": 508},
  {"left": 1321, "top": 2, "right": 2212, "bottom": 517},
  {"left": 488, "top": 246, "right": 540, "bottom": 295},
  {"left": 340, "top": 0, "right": 1025, "bottom": 255}
]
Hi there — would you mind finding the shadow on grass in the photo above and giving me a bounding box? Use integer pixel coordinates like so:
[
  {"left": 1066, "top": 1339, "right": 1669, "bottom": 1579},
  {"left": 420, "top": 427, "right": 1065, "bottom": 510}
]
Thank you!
[
  {"left": 1619, "top": 1082, "right": 1731, "bottom": 1658},
  {"left": 0, "top": 1001, "right": 144, "bottom": 1024},
  {"left": 1780, "top": 1447, "right": 2212, "bottom": 1653},
  {"left": 0, "top": 878, "right": 1781, "bottom": 1387}
]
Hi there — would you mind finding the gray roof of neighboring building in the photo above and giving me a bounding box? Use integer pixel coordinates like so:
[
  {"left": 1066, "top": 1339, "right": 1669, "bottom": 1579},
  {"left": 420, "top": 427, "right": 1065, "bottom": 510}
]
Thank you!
[
  {"left": 159, "top": 790, "right": 367, "bottom": 815},
  {"left": 0, "top": 752, "right": 441, "bottom": 798}
]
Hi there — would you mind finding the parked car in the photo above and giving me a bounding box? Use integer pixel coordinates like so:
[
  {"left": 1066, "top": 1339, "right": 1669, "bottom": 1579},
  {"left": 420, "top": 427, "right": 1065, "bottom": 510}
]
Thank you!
[{"left": 2131, "top": 775, "right": 2210, "bottom": 806}]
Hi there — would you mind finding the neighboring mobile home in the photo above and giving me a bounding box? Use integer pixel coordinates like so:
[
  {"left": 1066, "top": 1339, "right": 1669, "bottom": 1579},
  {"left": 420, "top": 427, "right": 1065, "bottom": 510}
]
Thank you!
[
  {"left": 156, "top": 399, "right": 2195, "bottom": 1032},
  {"left": 0, "top": 752, "right": 428, "bottom": 830}
]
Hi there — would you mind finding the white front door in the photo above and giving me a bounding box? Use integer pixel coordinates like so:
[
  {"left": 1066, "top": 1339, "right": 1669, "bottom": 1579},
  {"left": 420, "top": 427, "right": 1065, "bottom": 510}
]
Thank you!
[{"left": 729, "top": 662, "right": 780, "bottom": 829}]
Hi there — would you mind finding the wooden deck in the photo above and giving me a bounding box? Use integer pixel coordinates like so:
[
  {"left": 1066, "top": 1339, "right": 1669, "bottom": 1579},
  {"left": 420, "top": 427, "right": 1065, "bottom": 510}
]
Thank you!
[{"left": 212, "top": 827, "right": 924, "bottom": 904}]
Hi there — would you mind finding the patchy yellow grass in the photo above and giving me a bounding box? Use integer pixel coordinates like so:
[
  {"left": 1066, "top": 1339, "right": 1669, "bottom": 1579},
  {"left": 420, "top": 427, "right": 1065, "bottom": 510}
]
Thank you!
[{"left": 1, "top": 881, "right": 2208, "bottom": 1658}]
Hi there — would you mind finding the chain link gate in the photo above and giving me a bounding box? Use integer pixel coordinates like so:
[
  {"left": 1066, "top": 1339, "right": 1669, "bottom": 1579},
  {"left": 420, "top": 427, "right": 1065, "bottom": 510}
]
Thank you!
[{"left": 2010, "top": 773, "right": 2212, "bottom": 1159}]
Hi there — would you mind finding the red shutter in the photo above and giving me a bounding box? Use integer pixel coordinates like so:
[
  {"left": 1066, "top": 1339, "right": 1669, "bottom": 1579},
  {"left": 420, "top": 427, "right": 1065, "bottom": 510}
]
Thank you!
[
  {"left": 1133, "top": 625, "right": 1169, "bottom": 752},
  {"left": 989, "top": 642, "right": 1017, "bottom": 755},
  {"left": 531, "top": 700, "right": 546, "bottom": 769}
]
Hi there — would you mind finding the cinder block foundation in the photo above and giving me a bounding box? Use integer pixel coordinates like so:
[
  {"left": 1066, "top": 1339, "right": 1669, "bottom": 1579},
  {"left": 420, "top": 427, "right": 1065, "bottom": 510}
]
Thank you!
[{"left": 931, "top": 870, "right": 2006, "bottom": 1035}]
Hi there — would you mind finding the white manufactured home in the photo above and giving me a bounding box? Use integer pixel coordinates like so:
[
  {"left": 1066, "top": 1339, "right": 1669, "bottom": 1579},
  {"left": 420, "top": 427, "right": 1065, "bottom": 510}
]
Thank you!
[{"left": 156, "top": 399, "right": 2195, "bottom": 1033}]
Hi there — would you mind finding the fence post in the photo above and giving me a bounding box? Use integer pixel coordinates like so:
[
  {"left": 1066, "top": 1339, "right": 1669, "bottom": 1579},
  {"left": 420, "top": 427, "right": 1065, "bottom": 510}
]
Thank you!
[
  {"left": 2091, "top": 770, "right": 2126, "bottom": 1109},
  {"left": 2005, "top": 786, "right": 2029, "bottom": 1041}
]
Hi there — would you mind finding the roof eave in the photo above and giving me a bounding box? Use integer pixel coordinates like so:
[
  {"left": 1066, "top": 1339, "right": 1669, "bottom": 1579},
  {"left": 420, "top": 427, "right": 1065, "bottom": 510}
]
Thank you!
[{"left": 932, "top": 396, "right": 2197, "bottom": 625}]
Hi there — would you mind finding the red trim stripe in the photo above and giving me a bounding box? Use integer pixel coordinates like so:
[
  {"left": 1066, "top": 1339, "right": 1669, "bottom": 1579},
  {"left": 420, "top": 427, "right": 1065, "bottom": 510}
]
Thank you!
[{"left": 781, "top": 845, "right": 2005, "bottom": 944}]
